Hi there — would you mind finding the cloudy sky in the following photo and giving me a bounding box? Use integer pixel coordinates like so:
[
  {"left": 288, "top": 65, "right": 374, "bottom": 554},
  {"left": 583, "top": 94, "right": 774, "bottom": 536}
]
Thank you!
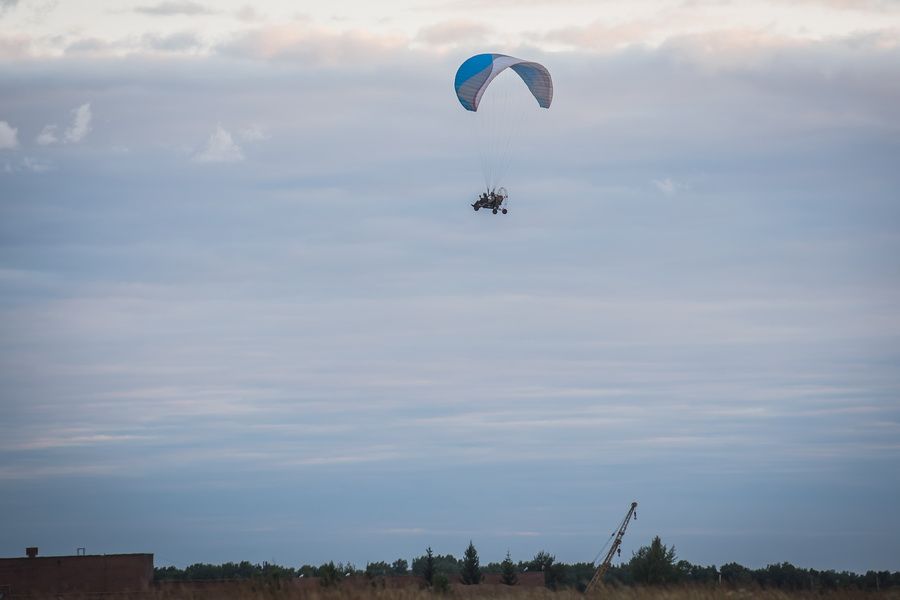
[{"left": 1, "top": 0, "right": 899, "bottom": 573}]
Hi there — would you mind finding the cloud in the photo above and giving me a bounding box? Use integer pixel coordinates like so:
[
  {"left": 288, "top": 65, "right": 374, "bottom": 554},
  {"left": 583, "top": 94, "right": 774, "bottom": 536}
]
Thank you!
[
  {"left": 652, "top": 178, "right": 688, "bottom": 195},
  {"left": 193, "top": 124, "right": 243, "bottom": 163},
  {"left": 235, "top": 5, "right": 262, "bottom": 22},
  {"left": 35, "top": 124, "right": 57, "bottom": 145},
  {"left": 537, "top": 9, "right": 900, "bottom": 55},
  {"left": 0, "top": 34, "right": 31, "bottom": 59},
  {"left": 64, "top": 37, "right": 119, "bottom": 56},
  {"left": 142, "top": 31, "right": 202, "bottom": 52},
  {"left": 0, "top": 120, "right": 18, "bottom": 149},
  {"left": 134, "top": 1, "right": 214, "bottom": 16},
  {"left": 7, "top": 431, "right": 152, "bottom": 451},
  {"left": 64, "top": 103, "right": 92, "bottom": 143},
  {"left": 63, "top": 32, "right": 204, "bottom": 57},
  {"left": 35, "top": 105, "right": 92, "bottom": 147},
  {"left": 0, "top": 464, "right": 118, "bottom": 480},
  {"left": 540, "top": 17, "right": 667, "bottom": 52},
  {"left": 21, "top": 157, "right": 51, "bottom": 172},
  {"left": 0, "top": 0, "right": 18, "bottom": 12},
  {"left": 416, "top": 20, "right": 491, "bottom": 46},
  {"left": 238, "top": 124, "right": 268, "bottom": 141},
  {"left": 217, "top": 21, "right": 407, "bottom": 64},
  {"left": 2, "top": 156, "right": 52, "bottom": 173},
  {"left": 658, "top": 29, "right": 807, "bottom": 67},
  {"left": 789, "top": 0, "right": 900, "bottom": 10}
]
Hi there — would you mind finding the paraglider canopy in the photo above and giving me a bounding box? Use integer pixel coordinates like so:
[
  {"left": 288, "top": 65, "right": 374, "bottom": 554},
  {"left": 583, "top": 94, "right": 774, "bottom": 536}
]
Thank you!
[{"left": 455, "top": 53, "right": 553, "bottom": 112}]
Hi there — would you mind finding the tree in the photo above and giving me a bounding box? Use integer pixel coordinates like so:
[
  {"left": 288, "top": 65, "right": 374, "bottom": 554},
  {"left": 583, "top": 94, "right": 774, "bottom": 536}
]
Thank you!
[
  {"left": 413, "top": 553, "right": 459, "bottom": 578},
  {"left": 500, "top": 551, "right": 518, "bottom": 585},
  {"left": 365, "top": 561, "right": 390, "bottom": 577},
  {"left": 423, "top": 547, "right": 435, "bottom": 586},
  {"left": 524, "top": 551, "right": 554, "bottom": 573},
  {"left": 541, "top": 557, "right": 567, "bottom": 590},
  {"left": 720, "top": 562, "right": 752, "bottom": 586},
  {"left": 459, "top": 541, "right": 483, "bottom": 585},
  {"left": 524, "top": 551, "right": 560, "bottom": 589},
  {"left": 318, "top": 561, "right": 343, "bottom": 587},
  {"left": 297, "top": 564, "right": 318, "bottom": 578},
  {"left": 260, "top": 561, "right": 295, "bottom": 580},
  {"left": 391, "top": 558, "right": 409, "bottom": 575},
  {"left": 628, "top": 536, "right": 679, "bottom": 585},
  {"left": 681, "top": 561, "right": 718, "bottom": 584}
]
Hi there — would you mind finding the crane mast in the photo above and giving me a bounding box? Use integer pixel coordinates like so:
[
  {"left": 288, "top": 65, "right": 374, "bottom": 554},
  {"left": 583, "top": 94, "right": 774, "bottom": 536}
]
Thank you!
[{"left": 585, "top": 502, "right": 638, "bottom": 594}]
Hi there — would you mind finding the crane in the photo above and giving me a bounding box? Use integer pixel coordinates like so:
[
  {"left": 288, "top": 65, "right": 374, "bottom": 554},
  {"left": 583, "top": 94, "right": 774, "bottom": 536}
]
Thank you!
[{"left": 585, "top": 501, "right": 638, "bottom": 594}]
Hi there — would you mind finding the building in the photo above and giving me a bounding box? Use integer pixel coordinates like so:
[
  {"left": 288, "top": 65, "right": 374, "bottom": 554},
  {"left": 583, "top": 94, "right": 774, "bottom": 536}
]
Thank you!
[{"left": 0, "top": 548, "right": 153, "bottom": 596}]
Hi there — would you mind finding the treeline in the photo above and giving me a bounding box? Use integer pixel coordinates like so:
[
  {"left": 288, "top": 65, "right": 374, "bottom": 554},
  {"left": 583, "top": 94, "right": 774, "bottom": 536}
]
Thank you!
[
  {"left": 601, "top": 537, "right": 900, "bottom": 592},
  {"left": 154, "top": 536, "right": 900, "bottom": 592},
  {"left": 154, "top": 561, "right": 295, "bottom": 581}
]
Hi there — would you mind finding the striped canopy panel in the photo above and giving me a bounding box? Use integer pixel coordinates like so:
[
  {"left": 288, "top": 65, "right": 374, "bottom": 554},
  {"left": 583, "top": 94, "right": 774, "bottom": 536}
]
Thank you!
[{"left": 454, "top": 54, "right": 553, "bottom": 112}]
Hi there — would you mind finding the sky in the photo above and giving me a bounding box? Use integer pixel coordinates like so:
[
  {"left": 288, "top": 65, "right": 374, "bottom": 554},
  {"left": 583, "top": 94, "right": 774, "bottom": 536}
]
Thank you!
[{"left": 1, "top": 0, "right": 899, "bottom": 574}]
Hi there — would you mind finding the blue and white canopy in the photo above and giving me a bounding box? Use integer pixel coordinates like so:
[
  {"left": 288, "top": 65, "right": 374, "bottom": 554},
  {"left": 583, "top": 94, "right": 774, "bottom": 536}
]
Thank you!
[{"left": 454, "top": 53, "right": 553, "bottom": 112}]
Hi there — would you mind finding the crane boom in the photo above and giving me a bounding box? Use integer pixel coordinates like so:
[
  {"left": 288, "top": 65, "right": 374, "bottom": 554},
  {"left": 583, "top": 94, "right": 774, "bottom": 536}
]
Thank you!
[{"left": 585, "top": 502, "right": 638, "bottom": 594}]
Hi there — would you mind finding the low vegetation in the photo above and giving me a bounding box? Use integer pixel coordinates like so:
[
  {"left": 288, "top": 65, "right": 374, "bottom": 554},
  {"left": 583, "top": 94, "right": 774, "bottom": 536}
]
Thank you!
[{"left": 150, "top": 584, "right": 900, "bottom": 600}]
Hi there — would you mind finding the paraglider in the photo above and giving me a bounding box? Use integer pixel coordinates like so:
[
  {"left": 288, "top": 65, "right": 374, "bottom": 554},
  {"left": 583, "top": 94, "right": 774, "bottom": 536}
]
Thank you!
[
  {"left": 472, "top": 187, "right": 508, "bottom": 214},
  {"left": 454, "top": 53, "right": 552, "bottom": 214}
]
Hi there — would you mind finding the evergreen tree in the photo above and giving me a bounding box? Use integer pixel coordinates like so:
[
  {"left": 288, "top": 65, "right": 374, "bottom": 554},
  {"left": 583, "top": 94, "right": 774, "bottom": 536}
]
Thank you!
[
  {"left": 459, "top": 541, "right": 483, "bottom": 585},
  {"left": 628, "top": 536, "right": 679, "bottom": 585},
  {"left": 500, "top": 550, "right": 518, "bottom": 585},
  {"left": 423, "top": 547, "right": 435, "bottom": 586}
]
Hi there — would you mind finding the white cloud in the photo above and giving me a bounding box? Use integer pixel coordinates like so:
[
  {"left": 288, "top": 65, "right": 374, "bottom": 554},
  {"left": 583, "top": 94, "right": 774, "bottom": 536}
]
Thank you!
[
  {"left": 142, "top": 31, "right": 202, "bottom": 52},
  {"left": 35, "top": 124, "right": 58, "bottom": 145},
  {"left": 653, "top": 177, "right": 688, "bottom": 195},
  {"left": 64, "top": 103, "right": 92, "bottom": 143},
  {"left": 0, "top": 34, "right": 31, "bottom": 60},
  {"left": 2, "top": 156, "right": 53, "bottom": 173},
  {"left": 216, "top": 21, "right": 407, "bottom": 64},
  {"left": 22, "top": 156, "right": 51, "bottom": 172},
  {"left": 0, "top": 120, "right": 18, "bottom": 149},
  {"left": 134, "top": 1, "right": 214, "bottom": 16},
  {"left": 238, "top": 124, "right": 269, "bottom": 141},
  {"left": 193, "top": 124, "right": 243, "bottom": 163},
  {"left": 416, "top": 20, "right": 490, "bottom": 46},
  {"left": 235, "top": 5, "right": 262, "bottom": 22}
]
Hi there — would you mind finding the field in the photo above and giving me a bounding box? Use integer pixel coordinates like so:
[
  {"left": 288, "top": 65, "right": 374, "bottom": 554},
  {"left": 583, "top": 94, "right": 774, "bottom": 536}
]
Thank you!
[{"left": 146, "top": 581, "right": 900, "bottom": 600}]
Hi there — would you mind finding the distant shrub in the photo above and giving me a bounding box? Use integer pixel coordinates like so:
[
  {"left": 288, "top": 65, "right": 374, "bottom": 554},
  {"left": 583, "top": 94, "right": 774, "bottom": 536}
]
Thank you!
[{"left": 432, "top": 573, "right": 450, "bottom": 593}]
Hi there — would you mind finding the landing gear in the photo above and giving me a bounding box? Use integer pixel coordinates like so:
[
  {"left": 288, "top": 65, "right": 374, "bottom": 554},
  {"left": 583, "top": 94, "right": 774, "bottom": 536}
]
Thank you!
[
  {"left": 492, "top": 209, "right": 498, "bottom": 214},
  {"left": 474, "top": 205, "right": 479, "bottom": 211},
  {"left": 501, "top": 208, "right": 507, "bottom": 214}
]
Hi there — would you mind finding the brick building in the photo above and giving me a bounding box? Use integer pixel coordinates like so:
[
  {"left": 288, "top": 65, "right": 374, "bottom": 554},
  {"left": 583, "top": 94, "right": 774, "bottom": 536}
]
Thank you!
[{"left": 0, "top": 549, "right": 153, "bottom": 596}]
